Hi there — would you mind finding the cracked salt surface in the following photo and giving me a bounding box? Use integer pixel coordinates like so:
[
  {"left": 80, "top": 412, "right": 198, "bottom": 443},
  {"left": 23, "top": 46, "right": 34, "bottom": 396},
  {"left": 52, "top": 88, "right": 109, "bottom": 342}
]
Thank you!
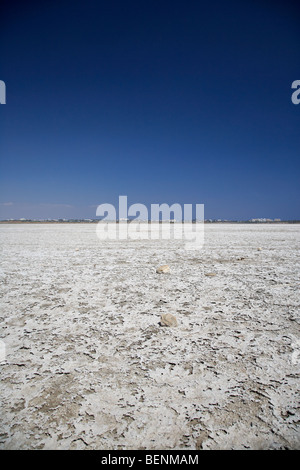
[{"left": 0, "top": 223, "right": 299, "bottom": 449}]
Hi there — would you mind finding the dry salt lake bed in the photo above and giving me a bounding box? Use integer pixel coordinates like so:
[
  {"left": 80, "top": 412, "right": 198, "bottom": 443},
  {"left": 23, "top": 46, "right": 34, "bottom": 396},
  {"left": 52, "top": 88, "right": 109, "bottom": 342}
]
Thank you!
[{"left": 0, "top": 223, "right": 299, "bottom": 450}]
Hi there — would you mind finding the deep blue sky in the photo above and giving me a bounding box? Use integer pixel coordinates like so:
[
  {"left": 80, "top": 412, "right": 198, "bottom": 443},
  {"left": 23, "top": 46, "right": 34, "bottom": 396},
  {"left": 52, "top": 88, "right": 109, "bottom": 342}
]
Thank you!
[{"left": 0, "top": 0, "right": 299, "bottom": 220}]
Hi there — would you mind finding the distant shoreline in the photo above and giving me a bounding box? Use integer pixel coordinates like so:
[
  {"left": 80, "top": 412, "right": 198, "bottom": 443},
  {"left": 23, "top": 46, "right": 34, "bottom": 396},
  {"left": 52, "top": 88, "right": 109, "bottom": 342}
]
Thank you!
[{"left": 0, "top": 220, "right": 300, "bottom": 224}]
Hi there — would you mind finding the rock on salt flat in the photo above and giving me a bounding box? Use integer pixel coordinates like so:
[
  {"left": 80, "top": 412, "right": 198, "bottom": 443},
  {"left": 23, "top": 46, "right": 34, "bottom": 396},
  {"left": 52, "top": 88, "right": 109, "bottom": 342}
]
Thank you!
[
  {"left": 156, "top": 265, "right": 170, "bottom": 274},
  {"left": 0, "top": 223, "right": 299, "bottom": 450},
  {"left": 160, "top": 313, "right": 178, "bottom": 327}
]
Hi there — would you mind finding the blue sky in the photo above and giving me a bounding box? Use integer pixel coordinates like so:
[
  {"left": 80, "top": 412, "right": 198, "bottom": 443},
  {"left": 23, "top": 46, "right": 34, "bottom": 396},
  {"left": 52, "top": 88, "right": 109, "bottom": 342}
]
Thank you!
[{"left": 0, "top": 0, "right": 299, "bottom": 220}]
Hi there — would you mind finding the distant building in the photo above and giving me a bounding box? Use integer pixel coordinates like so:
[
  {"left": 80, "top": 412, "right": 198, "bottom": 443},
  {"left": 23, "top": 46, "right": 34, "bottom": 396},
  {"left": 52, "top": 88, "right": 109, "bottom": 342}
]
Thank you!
[{"left": 249, "top": 218, "right": 281, "bottom": 223}]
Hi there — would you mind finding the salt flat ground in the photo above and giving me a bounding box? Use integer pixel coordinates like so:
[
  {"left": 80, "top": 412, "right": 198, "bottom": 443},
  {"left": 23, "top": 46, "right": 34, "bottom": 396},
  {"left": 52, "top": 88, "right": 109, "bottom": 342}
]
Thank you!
[{"left": 0, "top": 223, "right": 299, "bottom": 450}]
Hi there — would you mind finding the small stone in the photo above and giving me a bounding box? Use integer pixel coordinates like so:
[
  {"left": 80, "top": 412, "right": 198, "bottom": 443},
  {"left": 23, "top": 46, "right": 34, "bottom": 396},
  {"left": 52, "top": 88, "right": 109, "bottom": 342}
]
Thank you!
[
  {"left": 205, "top": 272, "right": 216, "bottom": 277},
  {"left": 156, "top": 265, "right": 170, "bottom": 274},
  {"left": 257, "top": 247, "right": 262, "bottom": 251},
  {"left": 160, "top": 313, "right": 178, "bottom": 327}
]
